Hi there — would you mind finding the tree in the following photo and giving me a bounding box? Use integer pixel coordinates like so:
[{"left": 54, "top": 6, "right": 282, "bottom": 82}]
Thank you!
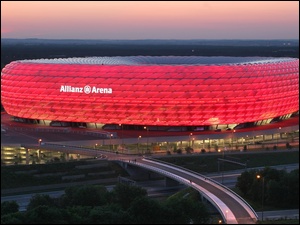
[
  {"left": 163, "top": 196, "right": 192, "bottom": 224},
  {"left": 64, "top": 206, "right": 93, "bottom": 224},
  {"left": 63, "top": 185, "right": 109, "bottom": 207},
  {"left": 25, "top": 205, "right": 66, "bottom": 224},
  {"left": 1, "top": 212, "right": 25, "bottom": 224},
  {"left": 236, "top": 169, "right": 257, "bottom": 196},
  {"left": 176, "top": 148, "right": 182, "bottom": 154},
  {"left": 163, "top": 188, "right": 210, "bottom": 224},
  {"left": 111, "top": 183, "right": 147, "bottom": 210},
  {"left": 285, "top": 169, "right": 299, "bottom": 207},
  {"left": 127, "top": 196, "right": 165, "bottom": 224},
  {"left": 1, "top": 201, "right": 19, "bottom": 216},
  {"left": 262, "top": 167, "right": 282, "bottom": 182},
  {"left": 185, "top": 146, "right": 194, "bottom": 154},
  {"left": 26, "top": 194, "right": 55, "bottom": 211},
  {"left": 88, "top": 204, "right": 131, "bottom": 224},
  {"left": 236, "top": 168, "right": 299, "bottom": 209},
  {"left": 267, "top": 180, "right": 286, "bottom": 207},
  {"left": 187, "top": 199, "right": 210, "bottom": 224}
]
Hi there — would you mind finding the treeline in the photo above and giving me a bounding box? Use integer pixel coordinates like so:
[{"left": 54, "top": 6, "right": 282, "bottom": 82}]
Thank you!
[
  {"left": 236, "top": 168, "right": 299, "bottom": 209},
  {"left": 1, "top": 43, "right": 298, "bottom": 66},
  {"left": 1, "top": 183, "right": 210, "bottom": 224}
]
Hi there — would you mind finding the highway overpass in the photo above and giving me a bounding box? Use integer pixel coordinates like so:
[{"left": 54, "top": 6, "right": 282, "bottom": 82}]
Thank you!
[{"left": 118, "top": 156, "right": 258, "bottom": 224}]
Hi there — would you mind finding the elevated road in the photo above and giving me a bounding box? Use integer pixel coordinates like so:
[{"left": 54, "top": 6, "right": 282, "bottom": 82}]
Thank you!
[{"left": 120, "top": 157, "right": 258, "bottom": 224}]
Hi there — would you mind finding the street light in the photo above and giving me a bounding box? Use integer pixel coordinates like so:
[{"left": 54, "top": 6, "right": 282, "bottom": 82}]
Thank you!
[
  {"left": 189, "top": 133, "right": 193, "bottom": 146},
  {"left": 144, "top": 126, "right": 149, "bottom": 153},
  {"left": 207, "top": 138, "right": 210, "bottom": 152},
  {"left": 277, "top": 127, "right": 281, "bottom": 147},
  {"left": 119, "top": 124, "right": 124, "bottom": 153},
  {"left": 110, "top": 134, "right": 113, "bottom": 150},
  {"left": 225, "top": 210, "right": 228, "bottom": 223},
  {"left": 256, "top": 174, "right": 265, "bottom": 221},
  {"left": 38, "top": 139, "right": 42, "bottom": 146},
  {"left": 231, "top": 130, "right": 236, "bottom": 151},
  {"left": 192, "top": 137, "right": 195, "bottom": 148},
  {"left": 119, "top": 124, "right": 123, "bottom": 144},
  {"left": 138, "top": 135, "right": 141, "bottom": 154}
]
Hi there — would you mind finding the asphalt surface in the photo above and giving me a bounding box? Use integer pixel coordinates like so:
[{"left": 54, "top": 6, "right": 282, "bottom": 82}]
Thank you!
[{"left": 1, "top": 112, "right": 299, "bottom": 146}]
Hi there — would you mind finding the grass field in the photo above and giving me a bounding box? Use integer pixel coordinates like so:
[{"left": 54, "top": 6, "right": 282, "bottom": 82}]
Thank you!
[
  {"left": 155, "top": 150, "right": 299, "bottom": 174},
  {"left": 1, "top": 159, "right": 128, "bottom": 189}
]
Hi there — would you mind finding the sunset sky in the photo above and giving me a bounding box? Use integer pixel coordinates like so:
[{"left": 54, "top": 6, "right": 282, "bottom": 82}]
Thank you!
[{"left": 1, "top": 1, "right": 299, "bottom": 39}]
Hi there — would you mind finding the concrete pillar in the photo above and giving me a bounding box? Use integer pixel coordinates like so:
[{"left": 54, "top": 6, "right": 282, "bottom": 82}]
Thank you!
[
  {"left": 25, "top": 148, "right": 29, "bottom": 165},
  {"left": 199, "top": 192, "right": 204, "bottom": 201},
  {"left": 37, "top": 149, "right": 40, "bottom": 158}
]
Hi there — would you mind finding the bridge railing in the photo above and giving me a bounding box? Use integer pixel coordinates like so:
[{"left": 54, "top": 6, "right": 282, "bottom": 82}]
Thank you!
[{"left": 143, "top": 156, "right": 258, "bottom": 221}]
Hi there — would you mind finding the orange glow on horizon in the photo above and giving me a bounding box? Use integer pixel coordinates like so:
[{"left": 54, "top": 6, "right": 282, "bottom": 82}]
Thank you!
[{"left": 1, "top": 1, "right": 298, "bottom": 39}]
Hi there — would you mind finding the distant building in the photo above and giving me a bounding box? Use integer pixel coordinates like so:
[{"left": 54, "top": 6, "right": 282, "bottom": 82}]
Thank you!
[{"left": 1, "top": 56, "right": 298, "bottom": 131}]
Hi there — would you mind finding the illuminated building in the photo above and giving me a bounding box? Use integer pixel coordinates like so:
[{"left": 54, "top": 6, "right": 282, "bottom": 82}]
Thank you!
[{"left": 1, "top": 56, "right": 298, "bottom": 130}]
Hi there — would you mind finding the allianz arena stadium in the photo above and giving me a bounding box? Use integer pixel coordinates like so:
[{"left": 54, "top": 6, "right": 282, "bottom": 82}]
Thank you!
[{"left": 1, "top": 56, "right": 299, "bottom": 131}]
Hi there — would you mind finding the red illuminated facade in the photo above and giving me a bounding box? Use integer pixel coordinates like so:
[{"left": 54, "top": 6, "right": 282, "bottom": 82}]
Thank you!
[{"left": 1, "top": 56, "right": 299, "bottom": 126}]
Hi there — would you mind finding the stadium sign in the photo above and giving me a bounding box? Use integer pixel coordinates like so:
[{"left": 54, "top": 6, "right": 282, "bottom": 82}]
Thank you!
[{"left": 60, "top": 85, "right": 112, "bottom": 94}]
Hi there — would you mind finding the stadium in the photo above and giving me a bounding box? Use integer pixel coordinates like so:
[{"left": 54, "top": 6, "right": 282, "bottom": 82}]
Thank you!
[
  {"left": 1, "top": 56, "right": 298, "bottom": 131},
  {"left": 1, "top": 56, "right": 299, "bottom": 157}
]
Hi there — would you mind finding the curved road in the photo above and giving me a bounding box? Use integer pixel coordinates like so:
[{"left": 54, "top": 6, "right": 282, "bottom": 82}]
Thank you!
[{"left": 131, "top": 157, "right": 256, "bottom": 224}]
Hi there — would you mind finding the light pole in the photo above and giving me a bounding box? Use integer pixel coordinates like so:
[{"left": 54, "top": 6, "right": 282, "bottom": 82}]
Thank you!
[
  {"left": 119, "top": 124, "right": 123, "bottom": 144},
  {"left": 119, "top": 124, "right": 124, "bottom": 153},
  {"left": 256, "top": 174, "right": 265, "bottom": 221},
  {"left": 277, "top": 127, "right": 281, "bottom": 147},
  {"left": 189, "top": 133, "right": 193, "bottom": 146},
  {"left": 38, "top": 139, "right": 42, "bottom": 146},
  {"left": 144, "top": 126, "right": 149, "bottom": 153},
  {"left": 231, "top": 129, "right": 235, "bottom": 151},
  {"left": 221, "top": 146, "right": 225, "bottom": 184},
  {"left": 192, "top": 137, "right": 195, "bottom": 148},
  {"left": 225, "top": 210, "right": 228, "bottom": 223},
  {"left": 110, "top": 134, "right": 113, "bottom": 151},
  {"left": 207, "top": 138, "right": 210, "bottom": 152},
  {"left": 138, "top": 135, "right": 141, "bottom": 154}
]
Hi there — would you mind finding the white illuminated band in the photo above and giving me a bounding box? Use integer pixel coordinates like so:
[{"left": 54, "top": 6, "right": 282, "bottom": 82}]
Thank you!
[{"left": 60, "top": 85, "right": 112, "bottom": 94}]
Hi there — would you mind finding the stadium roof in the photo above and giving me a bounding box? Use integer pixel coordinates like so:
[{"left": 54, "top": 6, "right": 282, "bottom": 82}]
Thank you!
[{"left": 19, "top": 56, "right": 295, "bottom": 66}]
